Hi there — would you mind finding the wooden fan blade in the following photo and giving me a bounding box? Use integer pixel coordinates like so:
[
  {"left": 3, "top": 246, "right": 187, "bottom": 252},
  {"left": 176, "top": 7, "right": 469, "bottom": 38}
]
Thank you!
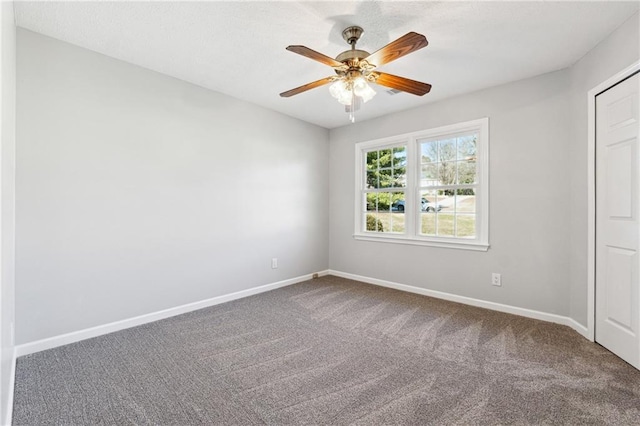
[
  {"left": 364, "top": 32, "right": 428, "bottom": 67},
  {"left": 372, "top": 72, "right": 432, "bottom": 96},
  {"left": 286, "top": 45, "right": 346, "bottom": 69},
  {"left": 279, "top": 76, "right": 335, "bottom": 98}
]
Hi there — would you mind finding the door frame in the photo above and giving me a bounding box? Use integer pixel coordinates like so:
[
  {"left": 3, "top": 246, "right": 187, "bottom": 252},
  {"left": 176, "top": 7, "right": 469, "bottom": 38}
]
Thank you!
[{"left": 587, "top": 60, "right": 640, "bottom": 342}]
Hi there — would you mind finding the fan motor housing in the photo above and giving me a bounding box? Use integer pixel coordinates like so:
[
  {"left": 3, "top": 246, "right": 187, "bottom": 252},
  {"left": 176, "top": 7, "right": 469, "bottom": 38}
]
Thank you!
[{"left": 336, "top": 49, "right": 370, "bottom": 64}]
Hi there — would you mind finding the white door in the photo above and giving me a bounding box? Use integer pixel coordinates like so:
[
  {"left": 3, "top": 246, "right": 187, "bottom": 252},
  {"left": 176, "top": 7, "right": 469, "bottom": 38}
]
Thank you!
[{"left": 596, "top": 72, "right": 640, "bottom": 368}]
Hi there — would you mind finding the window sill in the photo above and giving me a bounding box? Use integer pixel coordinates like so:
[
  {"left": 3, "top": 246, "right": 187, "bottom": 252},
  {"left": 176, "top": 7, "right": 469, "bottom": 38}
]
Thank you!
[{"left": 353, "top": 233, "right": 489, "bottom": 251}]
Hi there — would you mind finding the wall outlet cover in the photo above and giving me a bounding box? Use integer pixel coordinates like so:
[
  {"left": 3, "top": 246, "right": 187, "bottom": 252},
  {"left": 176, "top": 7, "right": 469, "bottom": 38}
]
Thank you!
[{"left": 492, "top": 273, "right": 502, "bottom": 286}]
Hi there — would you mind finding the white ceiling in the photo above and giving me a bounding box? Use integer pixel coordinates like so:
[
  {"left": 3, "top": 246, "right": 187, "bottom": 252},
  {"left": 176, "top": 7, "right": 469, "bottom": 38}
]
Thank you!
[{"left": 14, "top": 1, "right": 640, "bottom": 129}]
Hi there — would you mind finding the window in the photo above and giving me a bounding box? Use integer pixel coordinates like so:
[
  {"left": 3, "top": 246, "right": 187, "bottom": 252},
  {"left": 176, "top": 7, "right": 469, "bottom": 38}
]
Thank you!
[
  {"left": 364, "top": 145, "right": 407, "bottom": 233},
  {"left": 354, "top": 118, "right": 489, "bottom": 251}
]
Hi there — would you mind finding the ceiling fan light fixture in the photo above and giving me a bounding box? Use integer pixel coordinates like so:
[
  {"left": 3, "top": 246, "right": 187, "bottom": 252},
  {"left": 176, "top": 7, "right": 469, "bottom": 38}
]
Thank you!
[
  {"left": 329, "top": 79, "right": 347, "bottom": 98},
  {"left": 280, "top": 27, "right": 430, "bottom": 123},
  {"left": 353, "top": 76, "right": 376, "bottom": 103},
  {"left": 337, "top": 92, "right": 353, "bottom": 106},
  {"left": 330, "top": 80, "right": 353, "bottom": 105}
]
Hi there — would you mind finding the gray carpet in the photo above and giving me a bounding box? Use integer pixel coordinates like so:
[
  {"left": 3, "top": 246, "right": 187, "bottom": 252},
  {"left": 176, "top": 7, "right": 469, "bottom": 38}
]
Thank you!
[{"left": 13, "top": 276, "right": 640, "bottom": 425}]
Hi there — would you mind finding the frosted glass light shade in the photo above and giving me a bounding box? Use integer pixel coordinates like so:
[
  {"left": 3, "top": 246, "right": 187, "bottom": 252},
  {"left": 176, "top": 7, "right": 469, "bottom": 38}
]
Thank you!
[
  {"left": 330, "top": 76, "right": 375, "bottom": 107},
  {"left": 329, "top": 80, "right": 347, "bottom": 99},
  {"left": 337, "top": 90, "right": 353, "bottom": 105},
  {"left": 330, "top": 80, "right": 353, "bottom": 105},
  {"left": 353, "top": 77, "right": 376, "bottom": 103}
]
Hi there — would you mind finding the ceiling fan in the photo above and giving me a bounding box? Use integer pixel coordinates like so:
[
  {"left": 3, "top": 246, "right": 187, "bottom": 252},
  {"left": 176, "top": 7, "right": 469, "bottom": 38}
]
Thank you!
[{"left": 280, "top": 26, "right": 432, "bottom": 122}]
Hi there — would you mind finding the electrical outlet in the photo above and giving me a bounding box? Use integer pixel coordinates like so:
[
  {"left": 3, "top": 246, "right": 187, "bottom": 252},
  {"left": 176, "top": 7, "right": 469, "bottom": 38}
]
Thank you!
[
  {"left": 271, "top": 258, "right": 278, "bottom": 269},
  {"left": 492, "top": 273, "right": 502, "bottom": 287}
]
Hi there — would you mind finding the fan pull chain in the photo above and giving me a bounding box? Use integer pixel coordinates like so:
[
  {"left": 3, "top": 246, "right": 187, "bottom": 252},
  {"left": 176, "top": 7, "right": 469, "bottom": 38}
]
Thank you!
[{"left": 350, "top": 89, "right": 356, "bottom": 123}]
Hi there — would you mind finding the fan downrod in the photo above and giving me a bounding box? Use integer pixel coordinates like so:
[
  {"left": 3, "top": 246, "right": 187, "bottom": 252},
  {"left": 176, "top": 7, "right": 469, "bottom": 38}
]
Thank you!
[{"left": 336, "top": 26, "right": 370, "bottom": 64}]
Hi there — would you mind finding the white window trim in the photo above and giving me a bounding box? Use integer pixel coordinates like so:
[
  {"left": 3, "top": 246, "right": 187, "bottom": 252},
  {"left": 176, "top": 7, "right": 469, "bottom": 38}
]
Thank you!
[{"left": 353, "top": 118, "right": 489, "bottom": 251}]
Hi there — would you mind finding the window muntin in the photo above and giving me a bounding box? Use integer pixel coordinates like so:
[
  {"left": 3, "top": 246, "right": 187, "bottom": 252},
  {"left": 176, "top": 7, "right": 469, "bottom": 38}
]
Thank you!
[
  {"left": 362, "top": 145, "right": 406, "bottom": 234},
  {"left": 418, "top": 133, "right": 478, "bottom": 239},
  {"left": 354, "top": 118, "right": 489, "bottom": 251},
  {"left": 365, "top": 146, "right": 406, "bottom": 189}
]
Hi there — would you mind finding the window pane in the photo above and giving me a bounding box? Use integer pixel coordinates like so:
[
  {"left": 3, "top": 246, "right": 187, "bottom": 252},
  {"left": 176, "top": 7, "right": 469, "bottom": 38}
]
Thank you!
[
  {"left": 379, "top": 149, "right": 392, "bottom": 168},
  {"left": 455, "top": 188, "right": 475, "bottom": 213},
  {"left": 379, "top": 169, "right": 393, "bottom": 188},
  {"left": 457, "top": 135, "right": 477, "bottom": 160},
  {"left": 438, "top": 139, "right": 456, "bottom": 161},
  {"left": 366, "top": 150, "right": 378, "bottom": 170},
  {"left": 392, "top": 148, "right": 407, "bottom": 187},
  {"left": 392, "top": 172, "right": 406, "bottom": 188},
  {"left": 380, "top": 210, "right": 406, "bottom": 233},
  {"left": 456, "top": 214, "right": 476, "bottom": 238},
  {"left": 366, "top": 170, "right": 378, "bottom": 189},
  {"left": 391, "top": 192, "right": 405, "bottom": 209},
  {"left": 379, "top": 191, "right": 405, "bottom": 233},
  {"left": 393, "top": 147, "right": 407, "bottom": 167},
  {"left": 365, "top": 213, "right": 384, "bottom": 232},
  {"left": 420, "top": 190, "right": 440, "bottom": 213},
  {"left": 436, "top": 212, "right": 455, "bottom": 237},
  {"left": 458, "top": 161, "right": 476, "bottom": 184},
  {"left": 440, "top": 190, "right": 453, "bottom": 213},
  {"left": 438, "top": 161, "right": 457, "bottom": 186},
  {"left": 391, "top": 213, "right": 405, "bottom": 233},
  {"left": 420, "top": 164, "right": 437, "bottom": 187},
  {"left": 419, "top": 190, "right": 439, "bottom": 235},
  {"left": 420, "top": 213, "right": 436, "bottom": 235},
  {"left": 389, "top": 193, "right": 404, "bottom": 212},
  {"left": 420, "top": 141, "right": 437, "bottom": 163},
  {"left": 376, "top": 192, "right": 390, "bottom": 211},
  {"left": 365, "top": 193, "right": 378, "bottom": 212}
]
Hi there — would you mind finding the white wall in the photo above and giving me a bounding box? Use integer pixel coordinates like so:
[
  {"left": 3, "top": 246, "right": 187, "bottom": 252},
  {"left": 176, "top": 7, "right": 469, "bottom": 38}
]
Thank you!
[
  {"left": 16, "top": 29, "right": 329, "bottom": 344},
  {"left": 12, "top": 9, "right": 639, "bottom": 350},
  {"left": 328, "top": 11, "right": 640, "bottom": 327},
  {"left": 0, "top": 1, "right": 16, "bottom": 423},
  {"left": 329, "top": 70, "right": 572, "bottom": 316},
  {"left": 568, "top": 12, "right": 640, "bottom": 327}
]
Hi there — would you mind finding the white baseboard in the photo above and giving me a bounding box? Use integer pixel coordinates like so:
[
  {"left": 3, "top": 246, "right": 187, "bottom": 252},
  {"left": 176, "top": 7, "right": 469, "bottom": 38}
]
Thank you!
[
  {"left": 328, "top": 270, "right": 591, "bottom": 340},
  {"left": 566, "top": 318, "right": 590, "bottom": 340},
  {"left": 15, "top": 270, "right": 329, "bottom": 357},
  {"left": 14, "top": 268, "right": 590, "bottom": 358},
  {"left": 4, "top": 347, "right": 16, "bottom": 426}
]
